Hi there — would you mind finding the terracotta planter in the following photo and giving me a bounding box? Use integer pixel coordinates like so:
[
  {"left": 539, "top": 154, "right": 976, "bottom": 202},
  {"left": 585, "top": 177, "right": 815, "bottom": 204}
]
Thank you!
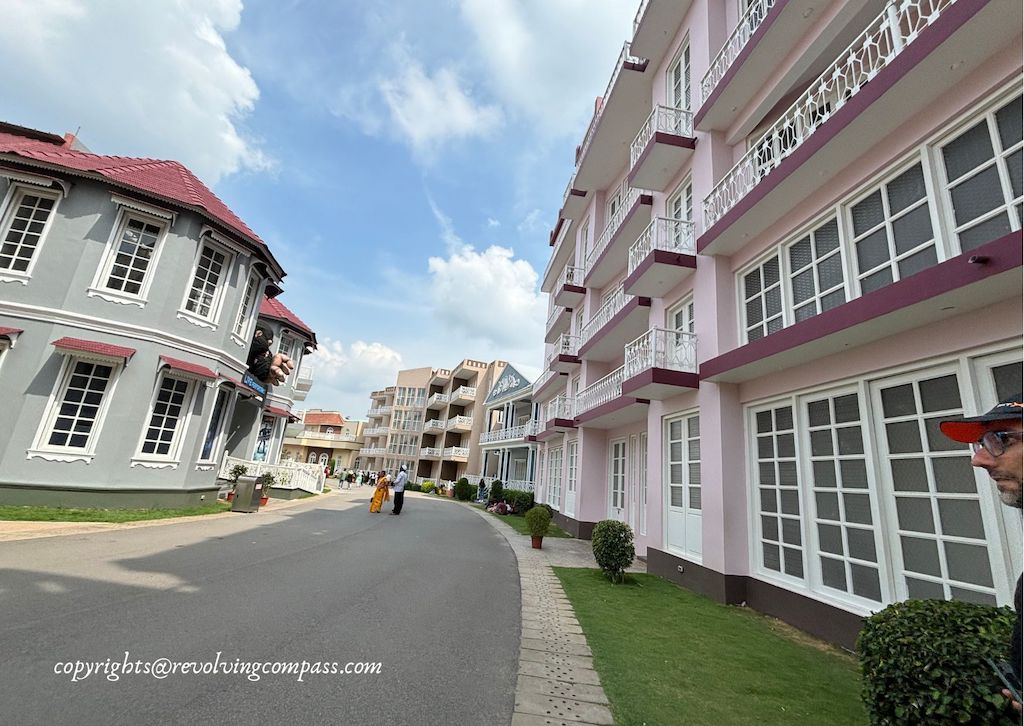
[
  {"left": 259, "top": 496, "right": 270, "bottom": 506},
  {"left": 531, "top": 535, "right": 543, "bottom": 549}
]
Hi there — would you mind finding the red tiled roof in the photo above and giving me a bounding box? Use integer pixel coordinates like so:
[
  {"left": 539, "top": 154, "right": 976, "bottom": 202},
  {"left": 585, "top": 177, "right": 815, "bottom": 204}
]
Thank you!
[
  {"left": 259, "top": 295, "right": 317, "bottom": 346},
  {"left": 0, "top": 326, "right": 23, "bottom": 336},
  {"left": 160, "top": 355, "right": 217, "bottom": 380},
  {"left": 304, "top": 412, "right": 345, "bottom": 426},
  {"left": 0, "top": 125, "right": 283, "bottom": 277},
  {"left": 265, "top": 405, "right": 291, "bottom": 418},
  {"left": 52, "top": 336, "right": 136, "bottom": 360}
]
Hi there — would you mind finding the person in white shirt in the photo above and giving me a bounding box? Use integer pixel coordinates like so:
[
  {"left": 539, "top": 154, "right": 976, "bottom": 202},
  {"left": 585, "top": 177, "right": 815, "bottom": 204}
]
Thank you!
[{"left": 391, "top": 465, "right": 408, "bottom": 516}]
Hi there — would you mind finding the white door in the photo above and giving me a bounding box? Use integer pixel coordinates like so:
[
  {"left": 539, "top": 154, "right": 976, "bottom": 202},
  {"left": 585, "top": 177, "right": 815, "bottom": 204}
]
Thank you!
[
  {"left": 565, "top": 440, "right": 578, "bottom": 518},
  {"left": 627, "top": 435, "right": 638, "bottom": 530},
  {"left": 665, "top": 414, "right": 701, "bottom": 558},
  {"left": 667, "top": 298, "right": 696, "bottom": 371},
  {"left": 609, "top": 439, "right": 626, "bottom": 521}
]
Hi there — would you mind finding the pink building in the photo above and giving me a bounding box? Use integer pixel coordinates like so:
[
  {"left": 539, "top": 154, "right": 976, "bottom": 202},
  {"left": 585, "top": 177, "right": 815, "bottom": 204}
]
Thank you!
[{"left": 533, "top": 0, "right": 1022, "bottom": 647}]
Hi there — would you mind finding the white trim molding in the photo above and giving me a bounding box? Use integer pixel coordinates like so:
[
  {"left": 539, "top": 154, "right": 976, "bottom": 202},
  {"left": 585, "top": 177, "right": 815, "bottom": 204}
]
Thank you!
[
  {"left": 110, "top": 193, "right": 176, "bottom": 223},
  {"left": 26, "top": 449, "right": 93, "bottom": 464},
  {"left": 87, "top": 288, "right": 147, "bottom": 308},
  {"left": 130, "top": 459, "right": 179, "bottom": 470},
  {"left": 176, "top": 310, "right": 218, "bottom": 331},
  {"left": 0, "top": 166, "right": 71, "bottom": 196}
]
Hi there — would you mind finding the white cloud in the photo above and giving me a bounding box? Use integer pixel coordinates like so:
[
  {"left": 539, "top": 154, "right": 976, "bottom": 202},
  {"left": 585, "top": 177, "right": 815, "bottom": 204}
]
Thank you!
[
  {"left": 0, "top": 0, "right": 269, "bottom": 184},
  {"left": 302, "top": 338, "right": 404, "bottom": 418},
  {"left": 487, "top": 217, "right": 501, "bottom": 228},
  {"left": 516, "top": 208, "right": 544, "bottom": 235}
]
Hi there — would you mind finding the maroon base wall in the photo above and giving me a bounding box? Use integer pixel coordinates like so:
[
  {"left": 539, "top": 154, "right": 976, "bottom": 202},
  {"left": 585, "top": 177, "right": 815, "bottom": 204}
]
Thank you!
[{"left": 553, "top": 511, "right": 597, "bottom": 540}]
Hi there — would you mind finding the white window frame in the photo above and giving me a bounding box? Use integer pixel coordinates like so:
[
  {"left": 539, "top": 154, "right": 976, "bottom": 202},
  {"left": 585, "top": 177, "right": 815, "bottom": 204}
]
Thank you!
[
  {"left": 667, "top": 38, "right": 691, "bottom": 111},
  {"left": 739, "top": 251, "right": 786, "bottom": 343},
  {"left": 667, "top": 178, "right": 693, "bottom": 222},
  {"left": 231, "top": 270, "right": 263, "bottom": 347},
  {"left": 0, "top": 183, "right": 62, "bottom": 284},
  {"left": 88, "top": 208, "right": 169, "bottom": 308},
  {"left": 131, "top": 372, "right": 197, "bottom": 467},
  {"left": 197, "top": 384, "right": 235, "bottom": 466},
  {"left": 178, "top": 237, "right": 234, "bottom": 330},
  {"left": 667, "top": 296, "right": 695, "bottom": 334},
  {"left": 638, "top": 432, "right": 648, "bottom": 536},
  {"left": 28, "top": 354, "right": 123, "bottom": 463},
  {"left": 609, "top": 438, "right": 627, "bottom": 519},
  {"left": 783, "top": 214, "right": 850, "bottom": 324}
]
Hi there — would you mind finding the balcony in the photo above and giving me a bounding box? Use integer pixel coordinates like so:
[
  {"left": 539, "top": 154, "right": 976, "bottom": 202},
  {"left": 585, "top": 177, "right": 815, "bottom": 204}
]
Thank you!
[
  {"left": 631, "top": 0, "right": 697, "bottom": 61},
  {"left": 584, "top": 185, "right": 654, "bottom": 288},
  {"left": 699, "top": 0, "right": 1009, "bottom": 256},
  {"left": 424, "top": 418, "right": 446, "bottom": 433},
  {"left": 532, "top": 367, "right": 567, "bottom": 402},
  {"left": 420, "top": 447, "right": 442, "bottom": 460},
  {"left": 553, "top": 265, "right": 586, "bottom": 308},
  {"left": 289, "top": 430, "right": 359, "bottom": 445},
  {"left": 541, "top": 218, "right": 575, "bottom": 293},
  {"left": 544, "top": 305, "right": 573, "bottom": 344},
  {"left": 360, "top": 447, "right": 386, "bottom": 456},
  {"left": 578, "top": 284, "right": 652, "bottom": 362},
  {"left": 560, "top": 176, "right": 589, "bottom": 222},
  {"left": 430, "top": 368, "right": 451, "bottom": 384},
  {"left": 574, "top": 42, "right": 651, "bottom": 193},
  {"left": 451, "top": 385, "right": 477, "bottom": 403},
  {"left": 536, "top": 395, "right": 576, "bottom": 441},
  {"left": 368, "top": 405, "right": 393, "bottom": 417},
  {"left": 426, "top": 392, "right": 450, "bottom": 410},
  {"left": 446, "top": 415, "right": 474, "bottom": 432},
  {"left": 574, "top": 366, "right": 648, "bottom": 429},
  {"left": 622, "top": 328, "right": 699, "bottom": 399},
  {"left": 479, "top": 421, "right": 542, "bottom": 446},
  {"left": 624, "top": 218, "right": 697, "bottom": 298},
  {"left": 547, "top": 333, "right": 580, "bottom": 374},
  {"left": 443, "top": 446, "right": 470, "bottom": 462},
  {"left": 364, "top": 426, "right": 389, "bottom": 436},
  {"left": 627, "top": 106, "right": 696, "bottom": 192},
  {"left": 293, "top": 366, "right": 313, "bottom": 401}
]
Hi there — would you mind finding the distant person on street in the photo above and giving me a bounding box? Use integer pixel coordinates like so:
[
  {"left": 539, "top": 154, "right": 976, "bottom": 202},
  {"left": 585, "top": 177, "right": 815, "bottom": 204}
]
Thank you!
[
  {"left": 344, "top": 471, "right": 355, "bottom": 490},
  {"left": 391, "top": 465, "right": 408, "bottom": 515},
  {"left": 369, "top": 470, "right": 390, "bottom": 513},
  {"left": 941, "top": 392, "right": 1022, "bottom": 714}
]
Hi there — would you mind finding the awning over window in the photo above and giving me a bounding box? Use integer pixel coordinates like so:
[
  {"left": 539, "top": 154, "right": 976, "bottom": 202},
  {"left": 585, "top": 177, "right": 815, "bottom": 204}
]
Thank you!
[
  {"left": 0, "top": 326, "right": 23, "bottom": 337},
  {"left": 160, "top": 355, "right": 217, "bottom": 380},
  {"left": 52, "top": 336, "right": 135, "bottom": 362},
  {"left": 265, "top": 405, "right": 292, "bottom": 419}
]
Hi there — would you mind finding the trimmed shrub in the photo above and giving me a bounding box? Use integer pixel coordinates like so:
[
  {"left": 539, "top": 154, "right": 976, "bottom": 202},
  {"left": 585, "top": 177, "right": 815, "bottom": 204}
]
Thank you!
[
  {"left": 405, "top": 482, "right": 421, "bottom": 492},
  {"left": 525, "top": 506, "right": 551, "bottom": 537},
  {"left": 487, "top": 480, "right": 504, "bottom": 506},
  {"left": 255, "top": 473, "right": 275, "bottom": 494},
  {"left": 454, "top": 478, "right": 474, "bottom": 501},
  {"left": 858, "top": 599, "right": 1016, "bottom": 725},
  {"left": 421, "top": 481, "right": 436, "bottom": 494},
  {"left": 228, "top": 464, "right": 248, "bottom": 482},
  {"left": 506, "top": 489, "right": 534, "bottom": 514},
  {"left": 591, "top": 520, "right": 634, "bottom": 584}
]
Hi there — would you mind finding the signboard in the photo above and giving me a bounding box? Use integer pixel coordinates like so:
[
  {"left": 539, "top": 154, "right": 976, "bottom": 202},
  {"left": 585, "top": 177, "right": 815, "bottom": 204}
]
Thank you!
[
  {"left": 484, "top": 364, "right": 532, "bottom": 405},
  {"left": 242, "top": 371, "right": 267, "bottom": 402}
]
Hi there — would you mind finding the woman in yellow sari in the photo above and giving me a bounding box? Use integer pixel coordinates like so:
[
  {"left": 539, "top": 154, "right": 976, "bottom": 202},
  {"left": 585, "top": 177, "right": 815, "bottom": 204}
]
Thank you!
[{"left": 369, "top": 470, "right": 390, "bottom": 513}]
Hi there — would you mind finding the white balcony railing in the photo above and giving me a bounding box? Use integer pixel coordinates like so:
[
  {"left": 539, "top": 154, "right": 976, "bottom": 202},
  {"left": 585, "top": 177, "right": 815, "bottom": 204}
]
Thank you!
[
  {"left": 295, "top": 366, "right": 314, "bottom": 389},
  {"left": 546, "top": 306, "right": 566, "bottom": 332},
  {"left": 578, "top": 41, "right": 646, "bottom": 168},
  {"left": 420, "top": 447, "right": 443, "bottom": 458},
  {"left": 293, "top": 431, "right": 359, "bottom": 443},
  {"left": 360, "top": 447, "right": 386, "bottom": 456},
  {"left": 581, "top": 284, "right": 632, "bottom": 345},
  {"left": 701, "top": 0, "right": 778, "bottom": 104},
  {"left": 545, "top": 395, "right": 575, "bottom": 423},
  {"left": 542, "top": 216, "right": 573, "bottom": 284},
  {"left": 545, "top": 333, "right": 581, "bottom": 370},
  {"left": 632, "top": 0, "right": 651, "bottom": 36},
  {"left": 557, "top": 265, "right": 584, "bottom": 288},
  {"left": 533, "top": 367, "right": 558, "bottom": 395},
  {"left": 629, "top": 105, "right": 694, "bottom": 168},
  {"left": 575, "top": 366, "right": 625, "bottom": 417},
  {"left": 452, "top": 385, "right": 477, "bottom": 400},
  {"left": 220, "top": 455, "right": 325, "bottom": 494},
  {"left": 585, "top": 185, "right": 641, "bottom": 275},
  {"left": 446, "top": 415, "right": 473, "bottom": 430},
  {"left": 364, "top": 426, "right": 388, "bottom": 436},
  {"left": 627, "top": 217, "right": 695, "bottom": 274},
  {"left": 703, "top": 0, "right": 957, "bottom": 230},
  {"left": 479, "top": 420, "right": 542, "bottom": 444},
  {"left": 624, "top": 329, "right": 698, "bottom": 380},
  {"left": 368, "top": 406, "right": 393, "bottom": 416},
  {"left": 504, "top": 479, "right": 536, "bottom": 493},
  {"left": 443, "top": 446, "right": 470, "bottom": 459},
  {"left": 427, "top": 392, "right": 450, "bottom": 406},
  {"left": 424, "top": 418, "right": 445, "bottom": 431}
]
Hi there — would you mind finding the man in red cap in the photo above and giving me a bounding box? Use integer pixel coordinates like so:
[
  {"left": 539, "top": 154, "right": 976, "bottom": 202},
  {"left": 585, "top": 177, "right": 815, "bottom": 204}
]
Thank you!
[{"left": 941, "top": 393, "right": 1022, "bottom": 713}]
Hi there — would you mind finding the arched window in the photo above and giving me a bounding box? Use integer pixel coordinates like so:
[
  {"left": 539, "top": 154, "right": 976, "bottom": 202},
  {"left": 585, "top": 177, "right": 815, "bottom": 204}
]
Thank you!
[
  {"left": 326, "top": 427, "right": 334, "bottom": 435},
  {"left": 307, "top": 453, "right": 317, "bottom": 464},
  {"left": 318, "top": 453, "right": 328, "bottom": 467}
]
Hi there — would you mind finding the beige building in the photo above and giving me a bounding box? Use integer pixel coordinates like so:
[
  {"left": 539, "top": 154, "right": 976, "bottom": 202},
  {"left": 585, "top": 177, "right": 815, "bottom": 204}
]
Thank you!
[
  {"left": 282, "top": 411, "right": 364, "bottom": 472},
  {"left": 362, "top": 359, "right": 530, "bottom": 485}
]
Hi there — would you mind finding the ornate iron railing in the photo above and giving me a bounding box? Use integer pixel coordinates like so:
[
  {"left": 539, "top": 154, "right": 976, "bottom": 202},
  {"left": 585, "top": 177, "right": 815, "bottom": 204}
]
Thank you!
[
  {"left": 479, "top": 420, "right": 541, "bottom": 444},
  {"left": 701, "top": 0, "right": 778, "bottom": 103},
  {"left": 627, "top": 217, "right": 695, "bottom": 274},
  {"left": 575, "top": 367, "right": 625, "bottom": 416},
  {"left": 586, "top": 185, "right": 641, "bottom": 275},
  {"left": 578, "top": 42, "right": 646, "bottom": 168},
  {"left": 630, "top": 105, "right": 694, "bottom": 168},
  {"left": 558, "top": 265, "right": 584, "bottom": 288},
  {"left": 545, "top": 395, "right": 575, "bottom": 422},
  {"left": 624, "top": 328, "right": 698, "bottom": 380},
  {"left": 581, "top": 284, "right": 632, "bottom": 345},
  {"left": 220, "top": 455, "right": 325, "bottom": 493}
]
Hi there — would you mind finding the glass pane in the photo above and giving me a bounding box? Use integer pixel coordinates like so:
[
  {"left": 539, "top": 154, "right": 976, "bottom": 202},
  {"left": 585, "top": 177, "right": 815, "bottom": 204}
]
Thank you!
[
  {"left": 887, "top": 164, "right": 927, "bottom": 214},
  {"left": 896, "top": 246, "right": 937, "bottom": 279},
  {"left": 744, "top": 269, "right": 762, "bottom": 299},
  {"left": 942, "top": 121, "right": 994, "bottom": 181},
  {"left": 860, "top": 267, "right": 892, "bottom": 294},
  {"left": 816, "top": 491, "right": 840, "bottom": 520},
  {"left": 782, "top": 518, "right": 802, "bottom": 546},
  {"left": 775, "top": 407, "right": 793, "bottom": 429},
  {"left": 937, "top": 499, "right": 985, "bottom": 539},
  {"left": 901, "top": 537, "right": 942, "bottom": 576},
  {"left": 906, "top": 577, "right": 945, "bottom": 599},
  {"left": 839, "top": 459, "right": 868, "bottom": 489},
  {"left": 855, "top": 228, "right": 890, "bottom": 272},
  {"left": 993, "top": 362, "right": 1023, "bottom": 401},
  {"left": 851, "top": 563, "right": 882, "bottom": 601},
  {"left": 852, "top": 191, "right": 884, "bottom": 236},
  {"left": 763, "top": 543, "right": 780, "bottom": 571},
  {"left": 812, "top": 460, "right": 837, "bottom": 488},
  {"left": 759, "top": 462, "right": 776, "bottom": 485},
  {"left": 995, "top": 97, "right": 1023, "bottom": 149},
  {"left": 818, "top": 524, "right": 844, "bottom": 554},
  {"left": 944, "top": 542, "right": 993, "bottom": 587},
  {"left": 958, "top": 213, "right": 1012, "bottom": 251},
  {"left": 891, "top": 458, "right": 929, "bottom": 492},
  {"left": 896, "top": 497, "right": 934, "bottom": 533},
  {"left": 810, "top": 430, "right": 833, "bottom": 456},
  {"left": 1006, "top": 148, "right": 1022, "bottom": 199},
  {"left": 760, "top": 488, "right": 777, "bottom": 513},
  {"left": 817, "top": 254, "right": 844, "bottom": 290},
  {"left": 777, "top": 433, "right": 795, "bottom": 458},
  {"left": 783, "top": 547, "right": 803, "bottom": 578},
  {"left": 808, "top": 399, "right": 830, "bottom": 426},
  {"left": 950, "top": 587, "right": 997, "bottom": 606},
  {"left": 882, "top": 384, "right": 916, "bottom": 417},
  {"left": 837, "top": 427, "right": 864, "bottom": 455},
  {"left": 791, "top": 269, "right": 815, "bottom": 305},
  {"left": 762, "top": 515, "right": 779, "bottom": 541},
  {"left": 919, "top": 374, "right": 962, "bottom": 412},
  {"left": 814, "top": 219, "right": 840, "bottom": 255},
  {"left": 891, "top": 204, "right": 933, "bottom": 254},
  {"left": 789, "top": 238, "right": 812, "bottom": 271},
  {"left": 843, "top": 493, "right": 872, "bottom": 524},
  {"left": 821, "top": 557, "right": 847, "bottom": 590},
  {"left": 778, "top": 461, "right": 797, "bottom": 486},
  {"left": 933, "top": 455, "right": 978, "bottom": 493},
  {"left": 847, "top": 528, "right": 878, "bottom": 562},
  {"left": 756, "top": 411, "right": 773, "bottom": 433},
  {"left": 950, "top": 166, "right": 1003, "bottom": 226},
  {"left": 886, "top": 420, "right": 922, "bottom": 454},
  {"left": 779, "top": 490, "right": 800, "bottom": 515},
  {"left": 763, "top": 257, "right": 780, "bottom": 286}
]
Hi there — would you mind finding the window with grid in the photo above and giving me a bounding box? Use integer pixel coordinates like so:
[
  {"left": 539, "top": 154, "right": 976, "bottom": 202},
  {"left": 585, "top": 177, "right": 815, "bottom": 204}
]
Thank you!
[
  {"left": 666, "top": 414, "right": 699, "bottom": 510},
  {"left": 685, "top": 416, "right": 701, "bottom": 511},
  {"left": 754, "top": 405, "right": 803, "bottom": 579},
  {"left": 805, "top": 392, "right": 882, "bottom": 602},
  {"left": 46, "top": 360, "right": 115, "bottom": 449},
  {"left": 549, "top": 447, "right": 563, "bottom": 507},
  {"left": 102, "top": 215, "right": 163, "bottom": 296},
  {"left": 0, "top": 188, "right": 57, "bottom": 273},
  {"left": 185, "top": 244, "right": 228, "bottom": 318},
  {"left": 850, "top": 163, "right": 937, "bottom": 294},
  {"left": 234, "top": 272, "right": 260, "bottom": 337},
  {"left": 873, "top": 372, "right": 998, "bottom": 604},
  {"left": 610, "top": 440, "right": 626, "bottom": 511},
  {"left": 786, "top": 217, "right": 846, "bottom": 323},
  {"left": 140, "top": 375, "right": 192, "bottom": 457},
  {"left": 567, "top": 440, "right": 578, "bottom": 494},
  {"left": 940, "top": 95, "right": 1023, "bottom": 251},
  {"left": 742, "top": 255, "right": 783, "bottom": 342},
  {"left": 668, "top": 182, "right": 692, "bottom": 222},
  {"left": 668, "top": 42, "right": 690, "bottom": 111}
]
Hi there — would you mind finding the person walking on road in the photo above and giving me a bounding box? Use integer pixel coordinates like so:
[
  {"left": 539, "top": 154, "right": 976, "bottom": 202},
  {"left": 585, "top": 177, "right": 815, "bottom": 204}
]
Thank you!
[
  {"left": 391, "top": 465, "right": 408, "bottom": 515},
  {"left": 940, "top": 392, "right": 1023, "bottom": 714},
  {"left": 369, "top": 470, "right": 390, "bottom": 513}
]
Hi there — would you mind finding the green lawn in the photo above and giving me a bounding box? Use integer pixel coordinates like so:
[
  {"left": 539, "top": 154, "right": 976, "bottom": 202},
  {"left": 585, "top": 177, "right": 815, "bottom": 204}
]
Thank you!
[
  {"left": 0, "top": 502, "right": 232, "bottom": 523},
  {"left": 473, "top": 504, "right": 572, "bottom": 538},
  {"left": 554, "top": 568, "right": 866, "bottom": 726}
]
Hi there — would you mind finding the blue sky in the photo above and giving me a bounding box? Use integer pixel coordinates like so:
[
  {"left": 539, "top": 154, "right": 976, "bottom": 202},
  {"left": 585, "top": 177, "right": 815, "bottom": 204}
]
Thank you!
[{"left": 0, "top": 0, "right": 637, "bottom": 417}]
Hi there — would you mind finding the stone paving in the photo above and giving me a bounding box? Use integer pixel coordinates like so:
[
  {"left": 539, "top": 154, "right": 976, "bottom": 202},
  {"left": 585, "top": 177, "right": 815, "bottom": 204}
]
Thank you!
[{"left": 470, "top": 506, "right": 620, "bottom": 726}]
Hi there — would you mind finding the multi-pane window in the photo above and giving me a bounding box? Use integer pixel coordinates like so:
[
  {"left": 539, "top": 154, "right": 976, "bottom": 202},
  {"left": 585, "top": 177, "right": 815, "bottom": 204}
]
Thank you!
[
  {"left": 140, "top": 375, "right": 192, "bottom": 457},
  {"left": 548, "top": 447, "right": 563, "bottom": 509},
  {"left": 755, "top": 405, "right": 803, "bottom": 579},
  {"left": 742, "top": 255, "right": 783, "bottom": 341},
  {"left": 103, "top": 216, "right": 163, "bottom": 296},
  {"left": 787, "top": 218, "right": 846, "bottom": 322},
  {"left": 668, "top": 182, "right": 692, "bottom": 222},
  {"left": 805, "top": 392, "right": 882, "bottom": 602},
  {"left": 667, "top": 415, "right": 700, "bottom": 508},
  {"left": 609, "top": 440, "right": 626, "bottom": 513},
  {"left": 200, "top": 388, "right": 230, "bottom": 462},
  {"left": 0, "top": 188, "right": 57, "bottom": 274},
  {"left": 46, "top": 360, "right": 115, "bottom": 449},
  {"left": 668, "top": 42, "right": 690, "bottom": 111},
  {"left": 233, "top": 272, "right": 260, "bottom": 338},
  {"left": 940, "top": 95, "right": 1023, "bottom": 251},
  {"left": 185, "top": 244, "right": 228, "bottom": 319},
  {"left": 850, "top": 163, "right": 937, "bottom": 294},
  {"left": 686, "top": 416, "right": 701, "bottom": 511}
]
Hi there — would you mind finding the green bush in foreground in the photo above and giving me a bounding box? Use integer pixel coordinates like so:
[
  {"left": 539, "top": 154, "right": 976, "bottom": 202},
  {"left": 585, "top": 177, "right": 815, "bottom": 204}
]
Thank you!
[
  {"left": 525, "top": 505, "right": 551, "bottom": 537},
  {"left": 591, "top": 520, "right": 634, "bottom": 584},
  {"left": 858, "top": 599, "right": 1016, "bottom": 725},
  {"left": 487, "top": 480, "right": 503, "bottom": 505},
  {"left": 505, "top": 489, "right": 534, "bottom": 513},
  {"left": 454, "top": 478, "right": 474, "bottom": 501},
  {"left": 421, "top": 481, "right": 436, "bottom": 494}
]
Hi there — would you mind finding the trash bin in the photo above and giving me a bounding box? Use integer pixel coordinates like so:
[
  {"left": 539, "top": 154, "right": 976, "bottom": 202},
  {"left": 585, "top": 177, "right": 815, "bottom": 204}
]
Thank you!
[{"left": 231, "top": 475, "right": 262, "bottom": 513}]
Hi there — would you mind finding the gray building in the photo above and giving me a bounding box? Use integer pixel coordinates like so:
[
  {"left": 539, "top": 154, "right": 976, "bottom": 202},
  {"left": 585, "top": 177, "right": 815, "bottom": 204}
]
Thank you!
[{"left": 0, "top": 122, "right": 315, "bottom": 507}]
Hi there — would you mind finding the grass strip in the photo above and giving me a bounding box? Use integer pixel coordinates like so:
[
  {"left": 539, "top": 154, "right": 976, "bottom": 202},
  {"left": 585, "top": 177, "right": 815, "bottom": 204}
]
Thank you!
[
  {"left": 554, "top": 567, "right": 865, "bottom": 726},
  {"left": 0, "top": 502, "right": 232, "bottom": 523},
  {"left": 474, "top": 505, "right": 572, "bottom": 538}
]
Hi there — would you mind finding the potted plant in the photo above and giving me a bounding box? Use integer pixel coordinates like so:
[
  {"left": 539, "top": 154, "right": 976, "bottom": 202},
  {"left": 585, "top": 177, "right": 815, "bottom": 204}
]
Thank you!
[
  {"left": 227, "top": 464, "right": 248, "bottom": 502},
  {"left": 525, "top": 505, "right": 552, "bottom": 549},
  {"left": 255, "top": 473, "right": 274, "bottom": 506}
]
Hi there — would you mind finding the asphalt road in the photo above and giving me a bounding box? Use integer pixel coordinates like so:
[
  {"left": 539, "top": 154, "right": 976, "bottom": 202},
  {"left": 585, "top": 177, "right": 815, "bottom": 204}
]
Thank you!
[{"left": 0, "top": 491, "right": 520, "bottom": 726}]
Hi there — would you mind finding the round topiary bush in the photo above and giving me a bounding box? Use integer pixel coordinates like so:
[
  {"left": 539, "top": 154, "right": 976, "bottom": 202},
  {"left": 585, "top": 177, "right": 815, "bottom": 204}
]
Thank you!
[
  {"left": 525, "top": 506, "right": 551, "bottom": 538},
  {"left": 591, "top": 520, "right": 634, "bottom": 584},
  {"left": 858, "top": 599, "right": 1016, "bottom": 725},
  {"left": 421, "top": 481, "right": 436, "bottom": 494},
  {"left": 454, "top": 478, "right": 474, "bottom": 501}
]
